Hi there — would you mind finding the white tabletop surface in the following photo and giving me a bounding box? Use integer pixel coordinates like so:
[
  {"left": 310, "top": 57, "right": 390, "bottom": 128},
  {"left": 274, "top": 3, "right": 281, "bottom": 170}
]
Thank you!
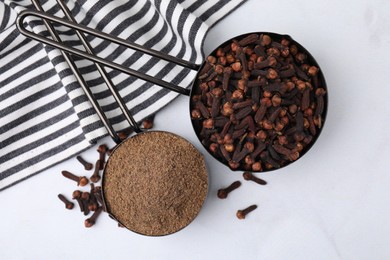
[{"left": 2, "top": 0, "right": 390, "bottom": 259}]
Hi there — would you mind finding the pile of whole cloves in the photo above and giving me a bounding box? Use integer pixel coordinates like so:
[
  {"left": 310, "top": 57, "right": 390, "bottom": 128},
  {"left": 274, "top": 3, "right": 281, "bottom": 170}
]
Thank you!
[
  {"left": 191, "top": 33, "right": 327, "bottom": 172},
  {"left": 58, "top": 145, "right": 108, "bottom": 228},
  {"left": 217, "top": 171, "right": 267, "bottom": 219},
  {"left": 57, "top": 116, "right": 155, "bottom": 228}
]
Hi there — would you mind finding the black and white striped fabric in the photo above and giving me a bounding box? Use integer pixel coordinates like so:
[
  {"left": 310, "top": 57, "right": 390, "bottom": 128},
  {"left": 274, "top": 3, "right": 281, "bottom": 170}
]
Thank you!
[{"left": 0, "top": 0, "right": 245, "bottom": 190}]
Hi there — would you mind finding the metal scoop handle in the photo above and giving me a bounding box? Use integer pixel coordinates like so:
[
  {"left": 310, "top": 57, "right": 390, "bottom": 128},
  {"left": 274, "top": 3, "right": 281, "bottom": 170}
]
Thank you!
[
  {"left": 17, "top": 0, "right": 200, "bottom": 143},
  {"left": 16, "top": 9, "right": 200, "bottom": 96}
]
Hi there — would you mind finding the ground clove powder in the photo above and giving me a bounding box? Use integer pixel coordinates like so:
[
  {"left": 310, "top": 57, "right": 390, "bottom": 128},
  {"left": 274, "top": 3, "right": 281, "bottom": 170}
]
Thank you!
[{"left": 103, "top": 131, "right": 208, "bottom": 236}]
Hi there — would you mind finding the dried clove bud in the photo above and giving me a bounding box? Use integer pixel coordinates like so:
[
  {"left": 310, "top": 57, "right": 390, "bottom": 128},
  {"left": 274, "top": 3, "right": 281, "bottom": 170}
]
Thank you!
[
  {"left": 85, "top": 207, "right": 103, "bottom": 228},
  {"left": 76, "top": 156, "right": 93, "bottom": 171},
  {"left": 58, "top": 194, "right": 74, "bottom": 210},
  {"left": 236, "top": 204, "right": 258, "bottom": 219},
  {"left": 62, "top": 171, "right": 88, "bottom": 186},
  {"left": 90, "top": 160, "right": 101, "bottom": 183},
  {"left": 217, "top": 181, "right": 241, "bottom": 199},
  {"left": 242, "top": 171, "right": 267, "bottom": 185},
  {"left": 97, "top": 144, "right": 108, "bottom": 170},
  {"left": 142, "top": 115, "right": 155, "bottom": 129}
]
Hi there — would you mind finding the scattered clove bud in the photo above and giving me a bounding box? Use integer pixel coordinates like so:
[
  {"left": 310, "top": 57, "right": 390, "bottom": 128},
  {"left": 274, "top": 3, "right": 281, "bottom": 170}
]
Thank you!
[
  {"left": 90, "top": 160, "right": 101, "bottom": 183},
  {"left": 118, "top": 129, "right": 132, "bottom": 141},
  {"left": 242, "top": 171, "right": 267, "bottom": 185},
  {"left": 62, "top": 170, "right": 89, "bottom": 186},
  {"left": 236, "top": 204, "right": 258, "bottom": 219},
  {"left": 81, "top": 192, "right": 90, "bottom": 216},
  {"left": 58, "top": 194, "right": 74, "bottom": 210},
  {"left": 88, "top": 186, "right": 98, "bottom": 212},
  {"left": 217, "top": 181, "right": 241, "bottom": 199},
  {"left": 76, "top": 156, "right": 93, "bottom": 171},
  {"left": 72, "top": 190, "right": 84, "bottom": 212},
  {"left": 142, "top": 115, "right": 155, "bottom": 129},
  {"left": 84, "top": 207, "right": 103, "bottom": 228},
  {"left": 97, "top": 144, "right": 108, "bottom": 170}
]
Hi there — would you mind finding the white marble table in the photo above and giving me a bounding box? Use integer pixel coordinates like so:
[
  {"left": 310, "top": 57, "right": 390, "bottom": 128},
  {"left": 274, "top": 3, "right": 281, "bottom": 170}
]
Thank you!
[{"left": 1, "top": 0, "right": 390, "bottom": 259}]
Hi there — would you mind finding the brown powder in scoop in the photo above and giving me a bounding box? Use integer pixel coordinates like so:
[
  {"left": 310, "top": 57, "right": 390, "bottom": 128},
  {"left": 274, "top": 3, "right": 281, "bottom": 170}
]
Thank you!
[{"left": 103, "top": 131, "right": 208, "bottom": 236}]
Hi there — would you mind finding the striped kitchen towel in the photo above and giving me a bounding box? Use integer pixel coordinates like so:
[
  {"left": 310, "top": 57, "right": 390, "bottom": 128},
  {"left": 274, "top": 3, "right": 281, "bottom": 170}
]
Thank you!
[{"left": 0, "top": 0, "right": 245, "bottom": 190}]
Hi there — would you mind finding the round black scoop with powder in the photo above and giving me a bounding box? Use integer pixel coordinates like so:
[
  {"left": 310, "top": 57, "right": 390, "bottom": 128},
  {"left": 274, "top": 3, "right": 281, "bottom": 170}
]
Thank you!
[{"left": 102, "top": 131, "right": 208, "bottom": 236}]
